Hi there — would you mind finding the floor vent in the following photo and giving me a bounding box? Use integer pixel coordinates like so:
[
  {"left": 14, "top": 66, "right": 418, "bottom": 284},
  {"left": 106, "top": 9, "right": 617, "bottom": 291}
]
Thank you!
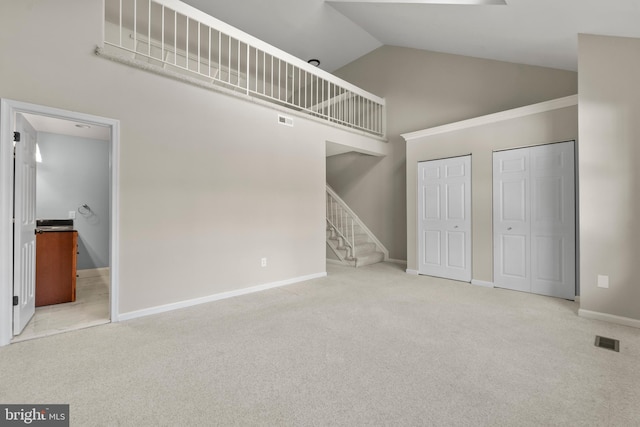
[{"left": 595, "top": 335, "right": 620, "bottom": 352}]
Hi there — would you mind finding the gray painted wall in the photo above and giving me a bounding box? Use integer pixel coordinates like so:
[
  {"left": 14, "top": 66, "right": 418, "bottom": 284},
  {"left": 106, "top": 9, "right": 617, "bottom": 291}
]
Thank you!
[
  {"left": 1, "top": 0, "right": 380, "bottom": 315},
  {"left": 36, "top": 132, "right": 110, "bottom": 270},
  {"left": 578, "top": 34, "right": 640, "bottom": 322},
  {"left": 330, "top": 46, "right": 578, "bottom": 261}
]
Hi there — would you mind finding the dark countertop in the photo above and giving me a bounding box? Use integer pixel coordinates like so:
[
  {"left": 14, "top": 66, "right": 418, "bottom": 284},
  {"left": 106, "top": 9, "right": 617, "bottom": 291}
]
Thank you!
[
  {"left": 36, "top": 219, "right": 75, "bottom": 232},
  {"left": 36, "top": 226, "right": 76, "bottom": 232}
]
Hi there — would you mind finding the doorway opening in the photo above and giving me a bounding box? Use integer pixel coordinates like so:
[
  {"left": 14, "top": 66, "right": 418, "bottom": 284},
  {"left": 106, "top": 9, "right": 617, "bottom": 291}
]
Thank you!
[{"left": 0, "top": 99, "right": 120, "bottom": 346}]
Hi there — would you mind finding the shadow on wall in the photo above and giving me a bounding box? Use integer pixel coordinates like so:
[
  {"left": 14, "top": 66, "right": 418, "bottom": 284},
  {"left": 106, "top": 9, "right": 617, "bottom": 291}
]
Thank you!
[
  {"left": 326, "top": 152, "right": 384, "bottom": 193},
  {"left": 76, "top": 205, "right": 105, "bottom": 270}
]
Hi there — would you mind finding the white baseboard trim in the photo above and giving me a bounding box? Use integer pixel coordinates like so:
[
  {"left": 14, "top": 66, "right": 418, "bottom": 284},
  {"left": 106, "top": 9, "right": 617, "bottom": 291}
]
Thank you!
[
  {"left": 118, "top": 272, "right": 327, "bottom": 322},
  {"left": 77, "top": 267, "right": 110, "bottom": 279},
  {"left": 578, "top": 309, "right": 640, "bottom": 329},
  {"left": 388, "top": 259, "right": 408, "bottom": 266},
  {"left": 471, "top": 279, "right": 494, "bottom": 288},
  {"left": 406, "top": 269, "right": 419, "bottom": 275}
]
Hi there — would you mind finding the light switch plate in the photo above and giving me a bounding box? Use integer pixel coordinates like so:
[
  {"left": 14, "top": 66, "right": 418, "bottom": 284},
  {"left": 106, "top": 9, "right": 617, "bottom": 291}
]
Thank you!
[{"left": 68, "top": 210, "right": 76, "bottom": 219}]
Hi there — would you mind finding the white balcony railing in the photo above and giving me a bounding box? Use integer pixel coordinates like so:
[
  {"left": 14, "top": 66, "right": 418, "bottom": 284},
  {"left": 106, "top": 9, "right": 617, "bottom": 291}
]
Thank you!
[{"left": 102, "top": 0, "right": 386, "bottom": 137}]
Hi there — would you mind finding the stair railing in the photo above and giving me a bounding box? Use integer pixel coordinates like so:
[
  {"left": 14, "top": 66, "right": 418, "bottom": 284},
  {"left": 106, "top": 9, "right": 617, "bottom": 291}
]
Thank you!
[
  {"left": 326, "top": 184, "right": 390, "bottom": 262},
  {"left": 326, "top": 192, "right": 356, "bottom": 259}
]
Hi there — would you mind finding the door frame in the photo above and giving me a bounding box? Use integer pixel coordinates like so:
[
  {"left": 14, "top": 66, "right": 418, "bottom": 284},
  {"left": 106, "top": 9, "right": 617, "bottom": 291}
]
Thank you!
[{"left": 0, "top": 99, "right": 121, "bottom": 346}]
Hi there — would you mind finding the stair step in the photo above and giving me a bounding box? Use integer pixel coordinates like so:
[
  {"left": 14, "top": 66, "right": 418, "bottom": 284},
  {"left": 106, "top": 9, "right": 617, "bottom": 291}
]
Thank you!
[
  {"left": 356, "top": 251, "right": 385, "bottom": 267},
  {"left": 326, "top": 229, "right": 370, "bottom": 247},
  {"left": 353, "top": 234, "right": 369, "bottom": 244},
  {"left": 327, "top": 189, "right": 386, "bottom": 268},
  {"left": 354, "top": 242, "right": 376, "bottom": 255},
  {"left": 326, "top": 239, "right": 349, "bottom": 261}
]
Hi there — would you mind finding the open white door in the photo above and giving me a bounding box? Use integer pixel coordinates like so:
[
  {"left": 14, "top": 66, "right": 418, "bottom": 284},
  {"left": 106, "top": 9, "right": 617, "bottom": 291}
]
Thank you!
[
  {"left": 418, "top": 156, "right": 472, "bottom": 282},
  {"left": 13, "top": 114, "right": 37, "bottom": 335}
]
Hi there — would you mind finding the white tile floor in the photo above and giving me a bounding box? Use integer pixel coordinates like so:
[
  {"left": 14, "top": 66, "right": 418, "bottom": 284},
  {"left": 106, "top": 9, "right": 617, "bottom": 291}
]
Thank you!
[{"left": 12, "top": 269, "right": 110, "bottom": 343}]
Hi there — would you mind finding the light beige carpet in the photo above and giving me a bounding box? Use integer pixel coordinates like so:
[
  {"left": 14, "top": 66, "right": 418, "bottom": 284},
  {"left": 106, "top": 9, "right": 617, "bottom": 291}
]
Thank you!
[{"left": 1, "top": 262, "right": 638, "bottom": 426}]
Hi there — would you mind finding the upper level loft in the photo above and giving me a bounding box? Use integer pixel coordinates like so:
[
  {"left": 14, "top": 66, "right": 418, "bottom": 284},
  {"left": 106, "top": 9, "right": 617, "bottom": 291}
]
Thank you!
[{"left": 101, "top": 0, "right": 386, "bottom": 139}]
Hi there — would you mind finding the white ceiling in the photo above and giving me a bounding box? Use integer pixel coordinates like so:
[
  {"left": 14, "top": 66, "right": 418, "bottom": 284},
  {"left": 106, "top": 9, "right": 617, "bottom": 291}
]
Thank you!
[
  {"left": 181, "top": 0, "right": 640, "bottom": 72},
  {"left": 23, "top": 114, "right": 111, "bottom": 141}
]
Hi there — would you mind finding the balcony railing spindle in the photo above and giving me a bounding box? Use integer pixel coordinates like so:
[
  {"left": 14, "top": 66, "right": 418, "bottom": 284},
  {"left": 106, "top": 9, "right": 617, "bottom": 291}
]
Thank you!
[{"left": 103, "top": 0, "right": 384, "bottom": 136}]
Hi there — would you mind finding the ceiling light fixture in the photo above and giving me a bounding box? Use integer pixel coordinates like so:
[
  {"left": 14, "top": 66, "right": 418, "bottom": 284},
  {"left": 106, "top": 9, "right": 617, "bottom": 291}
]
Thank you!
[{"left": 307, "top": 59, "right": 321, "bottom": 67}]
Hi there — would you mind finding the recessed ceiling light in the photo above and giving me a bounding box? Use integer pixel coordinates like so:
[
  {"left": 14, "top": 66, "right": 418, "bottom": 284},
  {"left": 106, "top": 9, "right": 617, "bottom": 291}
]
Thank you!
[{"left": 75, "top": 124, "right": 91, "bottom": 129}]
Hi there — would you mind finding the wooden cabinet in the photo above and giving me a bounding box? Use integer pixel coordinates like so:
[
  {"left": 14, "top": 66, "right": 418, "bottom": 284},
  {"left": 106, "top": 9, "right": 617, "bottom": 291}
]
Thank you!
[{"left": 35, "top": 230, "right": 77, "bottom": 307}]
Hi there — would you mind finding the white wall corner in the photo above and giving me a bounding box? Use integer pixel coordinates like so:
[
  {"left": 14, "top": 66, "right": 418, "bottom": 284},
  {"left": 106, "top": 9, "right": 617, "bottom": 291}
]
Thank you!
[
  {"left": 578, "top": 309, "right": 640, "bottom": 329},
  {"left": 471, "top": 279, "right": 494, "bottom": 288},
  {"left": 406, "top": 269, "right": 419, "bottom": 275}
]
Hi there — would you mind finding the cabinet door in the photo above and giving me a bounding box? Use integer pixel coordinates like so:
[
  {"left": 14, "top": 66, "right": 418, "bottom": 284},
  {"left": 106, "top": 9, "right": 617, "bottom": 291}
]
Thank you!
[{"left": 36, "top": 231, "right": 77, "bottom": 307}]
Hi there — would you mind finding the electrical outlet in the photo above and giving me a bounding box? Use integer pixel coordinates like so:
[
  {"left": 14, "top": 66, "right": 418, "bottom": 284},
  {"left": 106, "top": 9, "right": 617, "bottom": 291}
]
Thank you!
[
  {"left": 261, "top": 258, "right": 267, "bottom": 267},
  {"left": 597, "top": 275, "right": 609, "bottom": 289},
  {"left": 68, "top": 210, "right": 76, "bottom": 219}
]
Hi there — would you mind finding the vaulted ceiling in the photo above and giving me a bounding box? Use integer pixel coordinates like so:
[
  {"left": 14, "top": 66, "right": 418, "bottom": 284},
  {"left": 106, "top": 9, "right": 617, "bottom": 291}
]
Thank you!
[{"left": 181, "top": 0, "right": 640, "bottom": 72}]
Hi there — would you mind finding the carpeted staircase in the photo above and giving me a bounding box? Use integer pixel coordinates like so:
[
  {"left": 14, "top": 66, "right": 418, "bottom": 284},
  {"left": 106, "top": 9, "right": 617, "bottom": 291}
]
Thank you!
[{"left": 326, "top": 185, "right": 387, "bottom": 267}]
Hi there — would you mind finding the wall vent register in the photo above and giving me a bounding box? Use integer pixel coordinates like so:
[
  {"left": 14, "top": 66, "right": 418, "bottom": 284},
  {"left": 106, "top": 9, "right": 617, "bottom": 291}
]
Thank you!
[{"left": 278, "top": 115, "right": 294, "bottom": 127}]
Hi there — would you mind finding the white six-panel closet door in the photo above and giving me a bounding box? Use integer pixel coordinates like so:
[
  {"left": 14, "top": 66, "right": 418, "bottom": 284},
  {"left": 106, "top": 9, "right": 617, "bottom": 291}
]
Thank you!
[
  {"left": 529, "top": 142, "right": 575, "bottom": 299},
  {"left": 418, "top": 155, "right": 471, "bottom": 282},
  {"left": 493, "top": 142, "right": 575, "bottom": 299},
  {"left": 493, "top": 149, "right": 531, "bottom": 292}
]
